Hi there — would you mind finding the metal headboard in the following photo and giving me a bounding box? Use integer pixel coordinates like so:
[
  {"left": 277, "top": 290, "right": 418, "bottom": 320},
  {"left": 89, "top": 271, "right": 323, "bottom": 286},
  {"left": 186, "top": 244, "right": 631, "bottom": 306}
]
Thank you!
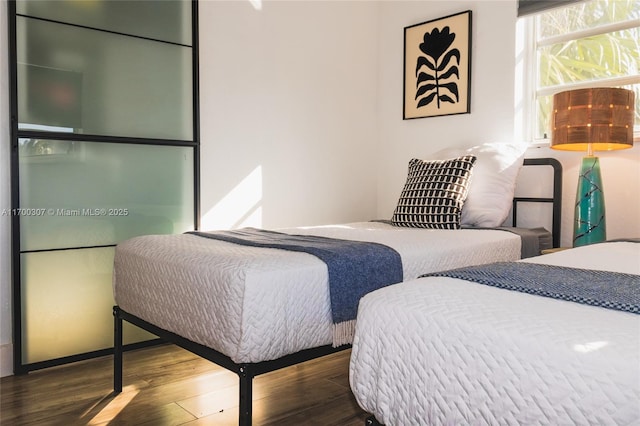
[{"left": 512, "top": 158, "right": 563, "bottom": 248}]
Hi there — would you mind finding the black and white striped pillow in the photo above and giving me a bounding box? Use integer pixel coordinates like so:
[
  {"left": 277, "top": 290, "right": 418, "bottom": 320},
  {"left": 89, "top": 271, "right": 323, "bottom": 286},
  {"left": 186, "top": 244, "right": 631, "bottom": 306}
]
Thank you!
[{"left": 391, "top": 155, "right": 477, "bottom": 229}]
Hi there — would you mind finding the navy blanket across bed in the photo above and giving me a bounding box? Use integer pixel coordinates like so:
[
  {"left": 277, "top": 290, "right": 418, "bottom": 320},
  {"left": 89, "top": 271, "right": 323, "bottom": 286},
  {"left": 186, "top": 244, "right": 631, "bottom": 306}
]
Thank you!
[
  {"left": 421, "top": 262, "right": 640, "bottom": 314},
  {"left": 187, "top": 228, "right": 403, "bottom": 326}
]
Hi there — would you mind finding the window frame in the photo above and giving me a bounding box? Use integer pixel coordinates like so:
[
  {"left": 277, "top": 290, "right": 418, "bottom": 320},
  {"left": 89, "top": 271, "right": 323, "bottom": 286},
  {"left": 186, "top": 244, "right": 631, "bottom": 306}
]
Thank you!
[{"left": 519, "top": 4, "right": 640, "bottom": 145}]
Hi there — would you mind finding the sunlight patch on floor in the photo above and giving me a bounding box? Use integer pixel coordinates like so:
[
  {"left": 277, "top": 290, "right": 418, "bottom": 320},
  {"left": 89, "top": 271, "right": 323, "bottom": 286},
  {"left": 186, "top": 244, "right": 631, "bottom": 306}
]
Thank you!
[{"left": 85, "top": 385, "right": 140, "bottom": 425}]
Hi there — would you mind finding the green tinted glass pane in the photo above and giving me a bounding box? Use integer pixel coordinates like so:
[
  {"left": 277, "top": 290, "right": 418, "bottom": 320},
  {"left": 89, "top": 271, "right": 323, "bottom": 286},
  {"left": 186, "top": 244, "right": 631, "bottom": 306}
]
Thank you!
[
  {"left": 16, "top": 0, "right": 191, "bottom": 46},
  {"left": 19, "top": 140, "right": 194, "bottom": 251},
  {"left": 538, "top": 0, "right": 640, "bottom": 39},
  {"left": 17, "top": 16, "right": 192, "bottom": 140},
  {"left": 21, "top": 248, "right": 154, "bottom": 364}
]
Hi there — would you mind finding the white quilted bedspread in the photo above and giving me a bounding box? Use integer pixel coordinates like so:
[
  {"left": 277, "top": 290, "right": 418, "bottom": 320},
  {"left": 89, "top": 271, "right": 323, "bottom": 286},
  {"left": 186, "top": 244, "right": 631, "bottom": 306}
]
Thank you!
[
  {"left": 349, "top": 242, "right": 640, "bottom": 425},
  {"left": 113, "top": 222, "right": 520, "bottom": 363}
]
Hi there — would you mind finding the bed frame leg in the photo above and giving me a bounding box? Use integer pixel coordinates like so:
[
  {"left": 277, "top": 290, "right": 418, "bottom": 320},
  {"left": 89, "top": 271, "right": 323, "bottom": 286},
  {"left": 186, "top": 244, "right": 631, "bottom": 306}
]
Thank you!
[
  {"left": 113, "top": 306, "right": 123, "bottom": 394},
  {"left": 238, "top": 366, "right": 252, "bottom": 426},
  {"left": 366, "top": 415, "right": 384, "bottom": 425}
]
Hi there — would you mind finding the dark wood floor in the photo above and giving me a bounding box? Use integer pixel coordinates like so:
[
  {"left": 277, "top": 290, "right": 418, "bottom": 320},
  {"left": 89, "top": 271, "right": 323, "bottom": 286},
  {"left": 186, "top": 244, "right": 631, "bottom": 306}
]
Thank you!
[{"left": 0, "top": 344, "right": 369, "bottom": 425}]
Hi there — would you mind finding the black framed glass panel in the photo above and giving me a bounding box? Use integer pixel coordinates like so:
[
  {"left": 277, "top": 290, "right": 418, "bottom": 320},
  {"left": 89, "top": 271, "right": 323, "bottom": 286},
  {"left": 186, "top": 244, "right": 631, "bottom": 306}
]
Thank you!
[
  {"left": 9, "top": 0, "right": 199, "bottom": 373},
  {"left": 16, "top": 15, "right": 192, "bottom": 140},
  {"left": 18, "top": 140, "right": 194, "bottom": 251}
]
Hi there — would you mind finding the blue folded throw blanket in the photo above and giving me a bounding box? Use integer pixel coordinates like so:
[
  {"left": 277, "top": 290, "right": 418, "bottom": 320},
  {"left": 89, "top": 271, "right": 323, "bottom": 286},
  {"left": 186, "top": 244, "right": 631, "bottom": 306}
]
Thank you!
[
  {"left": 188, "top": 228, "right": 403, "bottom": 345},
  {"left": 421, "top": 262, "right": 639, "bottom": 314}
]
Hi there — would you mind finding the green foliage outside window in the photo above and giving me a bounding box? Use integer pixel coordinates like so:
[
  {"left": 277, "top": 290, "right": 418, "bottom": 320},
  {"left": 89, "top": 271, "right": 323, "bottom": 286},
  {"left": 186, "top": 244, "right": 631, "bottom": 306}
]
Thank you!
[{"left": 535, "top": 0, "right": 639, "bottom": 138}]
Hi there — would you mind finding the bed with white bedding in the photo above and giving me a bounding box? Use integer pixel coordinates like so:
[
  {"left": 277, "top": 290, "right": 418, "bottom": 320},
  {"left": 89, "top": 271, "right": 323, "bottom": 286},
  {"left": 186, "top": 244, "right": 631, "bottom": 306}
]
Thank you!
[
  {"left": 114, "top": 222, "right": 525, "bottom": 363},
  {"left": 349, "top": 242, "right": 640, "bottom": 426},
  {"left": 112, "top": 151, "right": 561, "bottom": 425}
]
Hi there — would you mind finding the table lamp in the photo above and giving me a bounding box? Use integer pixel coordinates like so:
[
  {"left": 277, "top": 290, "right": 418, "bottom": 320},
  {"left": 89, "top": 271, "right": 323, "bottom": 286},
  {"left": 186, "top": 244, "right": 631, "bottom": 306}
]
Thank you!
[{"left": 551, "top": 87, "right": 635, "bottom": 247}]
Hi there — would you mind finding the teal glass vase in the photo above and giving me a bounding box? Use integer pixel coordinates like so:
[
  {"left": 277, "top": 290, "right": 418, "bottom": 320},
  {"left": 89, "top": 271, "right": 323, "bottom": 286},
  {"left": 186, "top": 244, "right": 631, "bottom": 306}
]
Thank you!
[{"left": 573, "top": 156, "right": 606, "bottom": 247}]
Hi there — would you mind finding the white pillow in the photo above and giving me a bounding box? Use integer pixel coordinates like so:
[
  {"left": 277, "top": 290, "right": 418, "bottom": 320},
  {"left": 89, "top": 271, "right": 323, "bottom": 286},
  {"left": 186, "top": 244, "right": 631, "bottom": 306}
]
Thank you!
[{"left": 431, "top": 142, "right": 528, "bottom": 227}]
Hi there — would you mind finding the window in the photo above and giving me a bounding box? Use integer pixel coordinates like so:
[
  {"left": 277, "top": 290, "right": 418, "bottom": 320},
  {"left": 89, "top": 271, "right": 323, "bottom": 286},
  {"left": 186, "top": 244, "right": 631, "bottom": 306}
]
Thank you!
[{"left": 521, "top": 0, "right": 639, "bottom": 142}]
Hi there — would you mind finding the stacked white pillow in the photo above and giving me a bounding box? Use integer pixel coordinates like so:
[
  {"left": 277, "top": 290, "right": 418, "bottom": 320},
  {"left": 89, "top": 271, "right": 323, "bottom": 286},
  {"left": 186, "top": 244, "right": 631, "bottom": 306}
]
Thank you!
[{"left": 431, "top": 142, "right": 528, "bottom": 228}]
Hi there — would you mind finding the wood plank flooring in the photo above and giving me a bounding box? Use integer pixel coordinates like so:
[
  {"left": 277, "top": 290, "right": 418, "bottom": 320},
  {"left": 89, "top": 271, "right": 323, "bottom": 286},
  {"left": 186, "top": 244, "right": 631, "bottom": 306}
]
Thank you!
[{"left": 0, "top": 344, "right": 370, "bottom": 425}]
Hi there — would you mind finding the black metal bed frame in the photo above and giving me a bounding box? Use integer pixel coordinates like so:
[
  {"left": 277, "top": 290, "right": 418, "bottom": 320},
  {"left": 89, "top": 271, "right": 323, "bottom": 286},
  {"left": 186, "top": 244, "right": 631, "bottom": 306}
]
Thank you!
[
  {"left": 514, "top": 158, "right": 563, "bottom": 248},
  {"left": 113, "top": 306, "right": 348, "bottom": 425},
  {"left": 113, "top": 157, "right": 562, "bottom": 426}
]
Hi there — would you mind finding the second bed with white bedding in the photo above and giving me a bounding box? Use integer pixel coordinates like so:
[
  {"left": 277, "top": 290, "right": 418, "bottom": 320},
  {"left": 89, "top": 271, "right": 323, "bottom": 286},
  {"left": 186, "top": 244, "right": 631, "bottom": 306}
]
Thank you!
[
  {"left": 349, "top": 242, "right": 640, "bottom": 425},
  {"left": 113, "top": 221, "right": 523, "bottom": 363}
]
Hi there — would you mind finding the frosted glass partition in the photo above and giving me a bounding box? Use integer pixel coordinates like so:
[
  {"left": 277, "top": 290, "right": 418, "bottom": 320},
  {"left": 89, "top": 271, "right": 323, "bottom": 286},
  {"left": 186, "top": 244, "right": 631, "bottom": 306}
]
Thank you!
[
  {"left": 11, "top": 0, "right": 197, "bottom": 372},
  {"left": 21, "top": 248, "right": 155, "bottom": 364},
  {"left": 16, "top": 0, "right": 192, "bottom": 46},
  {"left": 17, "top": 16, "right": 192, "bottom": 140},
  {"left": 19, "top": 139, "right": 194, "bottom": 251}
]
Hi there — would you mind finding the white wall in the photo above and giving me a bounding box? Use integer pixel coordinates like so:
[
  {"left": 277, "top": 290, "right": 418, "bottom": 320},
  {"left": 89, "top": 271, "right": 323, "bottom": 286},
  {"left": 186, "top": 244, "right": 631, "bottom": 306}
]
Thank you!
[
  {"left": 1, "top": 0, "right": 639, "bottom": 377},
  {"left": 374, "top": 0, "right": 640, "bottom": 247},
  {"left": 198, "top": 0, "right": 380, "bottom": 230},
  {"left": 529, "top": 145, "right": 640, "bottom": 247},
  {"left": 0, "top": 0, "right": 381, "bottom": 376},
  {"left": 375, "top": 1, "right": 519, "bottom": 216},
  {"left": 1, "top": 0, "right": 13, "bottom": 377}
]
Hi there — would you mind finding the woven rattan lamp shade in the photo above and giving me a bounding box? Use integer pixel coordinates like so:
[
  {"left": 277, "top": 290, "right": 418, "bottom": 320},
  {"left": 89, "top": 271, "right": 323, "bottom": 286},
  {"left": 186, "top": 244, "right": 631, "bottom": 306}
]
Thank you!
[{"left": 551, "top": 88, "right": 634, "bottom": 152}]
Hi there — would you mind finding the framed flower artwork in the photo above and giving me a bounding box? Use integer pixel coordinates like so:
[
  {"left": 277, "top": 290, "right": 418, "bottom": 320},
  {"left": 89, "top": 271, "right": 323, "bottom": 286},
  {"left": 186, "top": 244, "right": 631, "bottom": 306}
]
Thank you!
[{"left": 403, "top": 10, "right": 472, "bottom": 119}]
